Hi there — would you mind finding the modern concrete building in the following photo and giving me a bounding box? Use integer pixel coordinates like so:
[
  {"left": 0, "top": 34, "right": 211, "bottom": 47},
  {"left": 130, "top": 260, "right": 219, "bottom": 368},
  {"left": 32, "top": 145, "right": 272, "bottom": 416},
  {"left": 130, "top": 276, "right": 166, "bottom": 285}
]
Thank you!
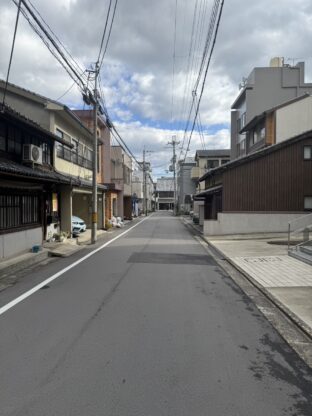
[
  {"left": 241, "top": 93, "right": 312, "bottom": 153},
  {"left": 177, "top": 158, "right": 196, "bottom": 214},
  {"left": 231, "top": 59, "right": 312, "bottom": 160}
]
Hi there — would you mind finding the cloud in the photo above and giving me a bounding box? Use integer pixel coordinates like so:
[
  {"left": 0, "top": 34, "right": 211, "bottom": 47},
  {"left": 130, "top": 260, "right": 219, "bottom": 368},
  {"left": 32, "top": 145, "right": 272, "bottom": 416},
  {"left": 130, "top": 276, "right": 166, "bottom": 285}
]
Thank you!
[
  {"left": 1, "top": 0, "right": 312, "bottom": 175},
  {"left": 114, "top": 121, "right": 230, "bottom": 178}
]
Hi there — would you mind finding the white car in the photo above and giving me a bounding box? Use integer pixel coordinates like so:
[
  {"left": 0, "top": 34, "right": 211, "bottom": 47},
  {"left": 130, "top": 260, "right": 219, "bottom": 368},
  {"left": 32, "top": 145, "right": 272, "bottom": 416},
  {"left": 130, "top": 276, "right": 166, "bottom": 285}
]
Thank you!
[{"left": 72, "top": 216, "right": 86, "bottom": 235}]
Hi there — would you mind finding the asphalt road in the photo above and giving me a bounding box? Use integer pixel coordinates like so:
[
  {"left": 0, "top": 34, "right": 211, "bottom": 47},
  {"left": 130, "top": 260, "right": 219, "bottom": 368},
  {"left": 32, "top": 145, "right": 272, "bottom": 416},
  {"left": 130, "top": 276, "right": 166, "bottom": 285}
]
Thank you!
[{"left": 0, "top": 212, "right": 312, "bottom": 416}]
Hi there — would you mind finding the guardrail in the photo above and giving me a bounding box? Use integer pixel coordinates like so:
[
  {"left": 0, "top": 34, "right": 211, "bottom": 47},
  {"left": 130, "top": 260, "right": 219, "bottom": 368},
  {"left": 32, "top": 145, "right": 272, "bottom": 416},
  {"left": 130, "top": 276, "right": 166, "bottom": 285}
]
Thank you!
[{"left": 287, "top": 213, "right": 312, "bottom": 250}]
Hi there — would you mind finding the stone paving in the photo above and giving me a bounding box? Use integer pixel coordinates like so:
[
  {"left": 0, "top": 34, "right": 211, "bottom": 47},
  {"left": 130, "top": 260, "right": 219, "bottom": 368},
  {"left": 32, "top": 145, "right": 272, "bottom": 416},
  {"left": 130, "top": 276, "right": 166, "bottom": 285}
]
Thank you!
[
  {"left": 232, "top": 255, "right": 312, "bottom": 287},
  {"left": 206, "top": 236, "right": 312, "bottom": 334}
]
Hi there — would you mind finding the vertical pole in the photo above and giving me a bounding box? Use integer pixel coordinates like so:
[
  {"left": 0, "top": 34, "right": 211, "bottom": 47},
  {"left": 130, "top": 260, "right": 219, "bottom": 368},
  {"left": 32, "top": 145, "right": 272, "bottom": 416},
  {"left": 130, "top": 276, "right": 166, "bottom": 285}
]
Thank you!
[
  {"left": 143, "top": 147, "right": 147, "bottom": 216},
  {"left": 91, "top": 62, "right": 99, "bottom": 244},
  {"left": 173, "top": 140, "right": 176, "bottom": 215}
]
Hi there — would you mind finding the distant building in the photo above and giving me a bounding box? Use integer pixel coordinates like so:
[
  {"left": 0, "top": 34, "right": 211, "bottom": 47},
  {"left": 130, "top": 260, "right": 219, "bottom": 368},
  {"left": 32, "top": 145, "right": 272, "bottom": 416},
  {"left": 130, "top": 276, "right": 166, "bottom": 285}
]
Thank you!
[
  {"left": 132, "top": 162, "right": 155, "bottom": 215},
  {"left": 191, "top": 149, "right": 230, "bottom": 224},
  {"left": 73, "top": 110, "right": 122, "bottom": 224},
  {"left": 155, "top": 177, "right": 174, "bottom": 210},
  {"left": 111, "top": 146, "right": 133, "bottom": 219},
  {"left": 231, "top": 59, "right": 312, "bottom": 159},
  {"left": 177, "top": 158, "right": 196, "bottom": 214}
]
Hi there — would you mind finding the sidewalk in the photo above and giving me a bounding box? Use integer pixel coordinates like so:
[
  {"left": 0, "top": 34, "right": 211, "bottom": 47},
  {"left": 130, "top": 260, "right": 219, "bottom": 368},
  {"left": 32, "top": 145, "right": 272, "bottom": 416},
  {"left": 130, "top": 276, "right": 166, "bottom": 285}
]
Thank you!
[
  {"left": 0, "top": 217, "right": 143, "bottom": 285},
  {"left": 180, "top": 215, "right": 312, "bottom": 337},
  {"left": 206, "top": 236, "right": 312, "bottom": 337}
]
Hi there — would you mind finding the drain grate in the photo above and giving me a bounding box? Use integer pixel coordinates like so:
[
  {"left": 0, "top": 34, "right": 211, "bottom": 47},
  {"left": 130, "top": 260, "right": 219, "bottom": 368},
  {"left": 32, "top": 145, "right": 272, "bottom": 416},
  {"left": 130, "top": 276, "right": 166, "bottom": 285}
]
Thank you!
[{"left": 128, "top": 252, "right": 214, "bottom": 265}]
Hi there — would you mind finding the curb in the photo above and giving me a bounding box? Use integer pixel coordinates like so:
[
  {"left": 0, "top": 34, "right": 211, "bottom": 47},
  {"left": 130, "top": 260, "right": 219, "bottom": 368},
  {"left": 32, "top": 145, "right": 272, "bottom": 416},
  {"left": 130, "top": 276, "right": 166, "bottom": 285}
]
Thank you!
[
  {"left": 0, "top": 250, "right": 49, "bottom": 280},
  {"left": 179, "top": 219, "right": 312, "bottom": 360},
  {"left": 206, "top": 238, "right": 312, "bottom": 341}
]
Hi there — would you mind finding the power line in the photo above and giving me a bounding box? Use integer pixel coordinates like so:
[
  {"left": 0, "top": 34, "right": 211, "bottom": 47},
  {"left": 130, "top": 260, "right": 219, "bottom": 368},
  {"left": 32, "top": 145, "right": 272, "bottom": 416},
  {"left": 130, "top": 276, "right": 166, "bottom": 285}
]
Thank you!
[
  {"left": 99, "top": 0, "right": 118, "bottom": 70},
  {"left": 178, "top": 0, "right": 209, "bottom": 159},
  {"left": 27, "top": 0, "right": 87, "bottom": 80},
  {"left": 56, "top": 69, "right": 86, "bottom": 101},
  {"left": 97, "top": 0, "right": 113, "bottom": 64},
  {"left": 170, "top": 0, "right": 178, "bottom": 123},
  {"left": 183, "top": 0, "right": 225, "bottom": 160},
  {"left": 12, "top": 0, "right": 137, "bottom": 173},
  {"left": 12, "top": 0, "right": 90, "bottom": 95},
  {"left": 2, "top": 0, "right": 22, "bottom": 109}
]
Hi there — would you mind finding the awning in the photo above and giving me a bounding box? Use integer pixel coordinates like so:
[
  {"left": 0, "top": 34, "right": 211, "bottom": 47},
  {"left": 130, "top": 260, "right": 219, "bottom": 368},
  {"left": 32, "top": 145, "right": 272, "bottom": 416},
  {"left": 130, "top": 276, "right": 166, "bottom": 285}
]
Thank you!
[
  {"left": 193, "top": 185, "right": 222, "bottom": 200},
  {"left": 77, "top": 178, "right": 107, "bottom": 191}
]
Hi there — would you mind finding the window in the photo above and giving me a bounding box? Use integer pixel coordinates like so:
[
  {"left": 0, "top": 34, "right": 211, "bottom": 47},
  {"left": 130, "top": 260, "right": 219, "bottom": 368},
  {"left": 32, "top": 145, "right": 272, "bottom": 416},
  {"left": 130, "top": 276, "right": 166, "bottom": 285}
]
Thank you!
[
  {"left": 56, "top": 142, "right": 93, "bottom": 169},
  {"left": 304, "top": 196, "right": 312, "bottom": 210},
  {"left": 0, "top": 192, "right": 40, "bottom": 231},
  {"left": 260, "top": 127, "right": 265, "bottom": 140},
  {"left": 55, "top": 128, "right": 64, "bottom": 139},
  {"left": 71, "top": 138, "right": 78, "bottom": 164},
  {"left": 63, "top": 145, "right": 72, "bottom": 161},
  {"left": 221, "top": 159, "right": 228, "bottom": 165},
  {"left": 304, "top": 146, "right": 312, "bottom": 160},
  {"left": 42, "top": 142, "right": 51, "bottom": 165},
  {"left": 123, "top": 166, "right": 131, "bottom": 184},
  {"left": 237, "top": 118, "right": 241, "bottom": 133},
  {"left": 7, "top": 126, "right": 22, "bottom": 155},
  {"left": 0, "top": 121, "right": 6, "bottom": 151},
  {"left": 241, "top": 112, "right": 246, "bottom": 128},
  {"left": 207, "top": 160, "right": 219, "bottom": 169}
]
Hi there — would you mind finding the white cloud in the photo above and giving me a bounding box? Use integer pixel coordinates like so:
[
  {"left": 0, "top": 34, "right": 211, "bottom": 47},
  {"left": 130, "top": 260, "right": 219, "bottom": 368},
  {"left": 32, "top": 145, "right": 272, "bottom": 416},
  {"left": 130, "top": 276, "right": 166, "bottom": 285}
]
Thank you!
[{"left": 1, "top": 0, "right": 312, "bottom": 173}]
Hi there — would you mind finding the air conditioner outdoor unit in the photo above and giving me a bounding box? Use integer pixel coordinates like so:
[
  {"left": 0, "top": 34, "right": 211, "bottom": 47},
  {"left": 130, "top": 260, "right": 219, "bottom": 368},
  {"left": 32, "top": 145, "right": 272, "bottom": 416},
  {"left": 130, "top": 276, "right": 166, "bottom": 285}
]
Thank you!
[{"left": 23, "top": 144, "right": 43, "bottom": 165}]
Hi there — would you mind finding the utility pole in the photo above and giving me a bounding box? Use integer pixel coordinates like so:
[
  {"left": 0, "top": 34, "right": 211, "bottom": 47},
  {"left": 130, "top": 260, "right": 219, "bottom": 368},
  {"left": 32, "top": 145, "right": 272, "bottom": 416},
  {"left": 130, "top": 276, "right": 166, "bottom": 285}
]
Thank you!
[
  {"left": 143, "top": 147, "right": 147, "bottom": 216},
  {"left": 168, "top": 136, "right": 180, "bottom": 215},
  {"left": 87, "top": 62, "right": 99, "bottom": 244},
  {"left": 142, "top": 148, "right": 153, "bottom": 216}
]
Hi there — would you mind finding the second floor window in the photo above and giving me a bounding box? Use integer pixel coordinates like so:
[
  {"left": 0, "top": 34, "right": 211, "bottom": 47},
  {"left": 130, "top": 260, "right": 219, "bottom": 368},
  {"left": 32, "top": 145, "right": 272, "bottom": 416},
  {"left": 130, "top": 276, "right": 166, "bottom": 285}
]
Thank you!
[
  {"left": 304, "top": 146, "right": 312, "bottom": 160},
  {"left": 0, "top": 121, "right": 52, "bottom": 164},
  {"left": 207, "top": 160, "right": 219, "bottom": 169}
]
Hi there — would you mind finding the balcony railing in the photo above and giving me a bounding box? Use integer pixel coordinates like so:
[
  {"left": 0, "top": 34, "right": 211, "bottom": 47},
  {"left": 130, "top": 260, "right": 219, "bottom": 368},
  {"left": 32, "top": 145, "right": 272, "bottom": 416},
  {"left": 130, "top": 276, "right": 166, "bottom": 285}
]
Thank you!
[
  {"left": 56, "top": 144, "right": 93, "bottom": 170},
  {"left": 287, "top": 213, "right": 312, "bottom": 251}
]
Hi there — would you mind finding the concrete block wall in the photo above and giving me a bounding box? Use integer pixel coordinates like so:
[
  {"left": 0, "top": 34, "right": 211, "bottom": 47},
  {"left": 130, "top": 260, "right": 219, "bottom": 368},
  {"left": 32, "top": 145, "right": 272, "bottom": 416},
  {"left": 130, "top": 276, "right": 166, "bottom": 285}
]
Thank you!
[
  {"left": 204, "top": 212, "right": 304, "bottom": 236},
  {"left": 0, "top": 227, "right": 42, "bottom": 260}
]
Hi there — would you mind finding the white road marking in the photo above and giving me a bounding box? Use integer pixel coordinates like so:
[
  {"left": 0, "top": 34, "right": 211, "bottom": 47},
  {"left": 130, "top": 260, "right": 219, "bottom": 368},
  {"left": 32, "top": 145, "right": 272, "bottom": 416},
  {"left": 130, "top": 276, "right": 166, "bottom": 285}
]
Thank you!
[{"left": 0, "top": 216, "right": 151, "bottom": 317}]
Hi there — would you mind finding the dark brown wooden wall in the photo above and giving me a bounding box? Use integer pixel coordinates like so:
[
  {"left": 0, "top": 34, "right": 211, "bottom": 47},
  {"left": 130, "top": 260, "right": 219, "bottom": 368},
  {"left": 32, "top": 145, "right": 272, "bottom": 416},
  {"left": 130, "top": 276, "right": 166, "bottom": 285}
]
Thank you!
[{"left": 223, "top": 137, "right": 312, "bottom": 212}]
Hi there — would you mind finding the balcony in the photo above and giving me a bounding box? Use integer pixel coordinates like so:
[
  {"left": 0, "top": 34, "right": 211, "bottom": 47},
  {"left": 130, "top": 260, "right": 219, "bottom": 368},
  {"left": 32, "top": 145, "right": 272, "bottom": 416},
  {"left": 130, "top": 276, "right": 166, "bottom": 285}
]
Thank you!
[{"left": 191, "top": 166, "right": 205, "bottom": 180}]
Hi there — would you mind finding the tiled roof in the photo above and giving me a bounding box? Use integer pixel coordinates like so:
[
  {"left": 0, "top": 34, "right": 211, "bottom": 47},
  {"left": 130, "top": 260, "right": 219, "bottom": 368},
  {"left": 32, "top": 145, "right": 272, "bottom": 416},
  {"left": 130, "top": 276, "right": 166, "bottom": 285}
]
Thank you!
[
  {"left": 195, "top": 149, "right": 230, "bottom": 158},
  {"left": 0, "top": 159, "right": 108, "bottom": 190},
  {"left": 0, "top": 104, "right": 73, "bottom": 148},
  {"left": 0, "top": 159, "right": 73, "bottom": 184}
]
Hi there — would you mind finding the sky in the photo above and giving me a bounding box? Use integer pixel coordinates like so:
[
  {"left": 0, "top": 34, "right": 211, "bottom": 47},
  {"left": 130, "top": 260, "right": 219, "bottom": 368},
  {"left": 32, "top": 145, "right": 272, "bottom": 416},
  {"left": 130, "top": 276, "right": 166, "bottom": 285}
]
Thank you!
[{"left": 1, "top": 0, "right": 312, "bottom": 177}]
